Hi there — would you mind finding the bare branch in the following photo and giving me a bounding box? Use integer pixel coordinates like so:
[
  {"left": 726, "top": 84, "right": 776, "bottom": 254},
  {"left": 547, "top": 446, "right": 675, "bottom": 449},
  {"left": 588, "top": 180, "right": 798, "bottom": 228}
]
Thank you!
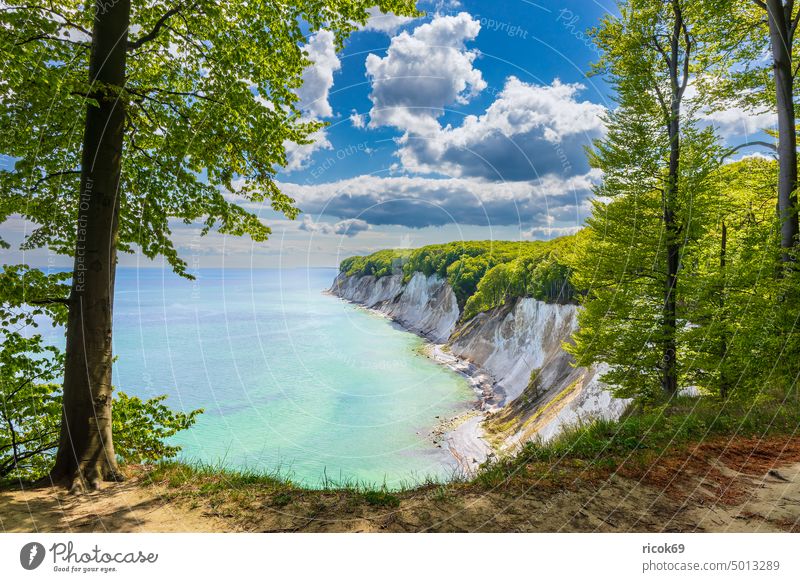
[
  {"left": 28, "top": 170, "right": 80, "bottom": 193},
  {"left": 28, "top": 297, "right": 70, "bottom": 306},
  {"left": 720, "top": 140, "right": 779, "bottom": 163},
  {"left": 128, "top": 5, "right": 187, "bottom": 51}
]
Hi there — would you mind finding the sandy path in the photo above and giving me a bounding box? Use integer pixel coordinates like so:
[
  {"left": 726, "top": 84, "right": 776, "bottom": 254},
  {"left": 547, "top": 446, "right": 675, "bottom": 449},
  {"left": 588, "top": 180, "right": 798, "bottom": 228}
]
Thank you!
[
  {"left": 685, "top": 461, "right": 800, "bottom": 532},
  {"left": 0, "top": 480, "right": 229, "bottom": 533},
  {"left": 2, "top": 456, "right": 799, "bottom": 533}
]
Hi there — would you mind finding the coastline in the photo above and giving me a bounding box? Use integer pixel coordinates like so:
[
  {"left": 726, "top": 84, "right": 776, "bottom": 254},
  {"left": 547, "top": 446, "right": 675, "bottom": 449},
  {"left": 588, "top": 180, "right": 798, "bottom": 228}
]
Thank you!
[{"left": 328, "top": 287, "right": 499, "bottom": 475}]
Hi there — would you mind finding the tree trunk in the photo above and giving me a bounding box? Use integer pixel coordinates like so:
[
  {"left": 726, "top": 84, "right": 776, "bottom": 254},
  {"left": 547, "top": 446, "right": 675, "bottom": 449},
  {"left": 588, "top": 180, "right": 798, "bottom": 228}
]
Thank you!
[
  {"left": 719, "top": 219, "right": 729, "bottom": 399},
  {"left": 50, "top": 0, "right": 130, "bottom": 493},
  {"left": 766, "top": 0, "right": 800, "bottom": 259},
  {"left": 661, "top": 0, "right": 684, "bottom": 397},
  {"left": 663, "top": 107, "right": 680, "bottom": 397}
]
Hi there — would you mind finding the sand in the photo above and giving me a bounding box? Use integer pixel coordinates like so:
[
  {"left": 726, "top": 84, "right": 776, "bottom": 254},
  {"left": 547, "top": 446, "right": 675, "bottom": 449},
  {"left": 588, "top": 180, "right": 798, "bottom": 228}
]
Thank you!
[{"left": 3, "top": 448, "right": 799, "bottom": 533}]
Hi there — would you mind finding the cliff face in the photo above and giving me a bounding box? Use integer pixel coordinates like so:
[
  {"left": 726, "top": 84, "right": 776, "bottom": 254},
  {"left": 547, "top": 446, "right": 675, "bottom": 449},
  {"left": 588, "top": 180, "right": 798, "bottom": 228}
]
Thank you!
[
  {"left": 331, "top": 271, "right": 459, "bottom": 343},
  {"left": 330, "top": 271, "right": 627, "bottom": 450},
  {"left": 449, "top": 299, "right": 579, "bottom": 406}
]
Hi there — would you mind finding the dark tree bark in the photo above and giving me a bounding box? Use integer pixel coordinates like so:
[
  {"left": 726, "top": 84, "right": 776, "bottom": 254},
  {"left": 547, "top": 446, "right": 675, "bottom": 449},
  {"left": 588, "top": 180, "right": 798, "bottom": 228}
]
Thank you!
[
  {"left": 50, "top": 0, "right": 131, "bottom": 492},
  {"left": 656, "top": 0, "right": 690, "bottom": 396},
  {"left": 765, "top": 0, "right": 800, "bottom": 259},
  {"left": 719, "top": 219, "right": 730, "bottom": 399}
]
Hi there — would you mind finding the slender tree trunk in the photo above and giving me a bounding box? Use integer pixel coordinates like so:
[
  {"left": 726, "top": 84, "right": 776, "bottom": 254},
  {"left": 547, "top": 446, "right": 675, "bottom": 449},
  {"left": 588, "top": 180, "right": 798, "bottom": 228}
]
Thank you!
[
  {"left": 50, "top": 0, "right": 130, "bottom": 492},
  {"left": 719, "top": 219, "right": 729, "bottom": 399},
  {"left": 661, "top": 0, "right": 685, "bottom": 397},
  {"left": 663, "top": 107, "right": 680, "bottom": 397},
  {"left": 766, "top": 0, "right": 800, "bottom": 259}
]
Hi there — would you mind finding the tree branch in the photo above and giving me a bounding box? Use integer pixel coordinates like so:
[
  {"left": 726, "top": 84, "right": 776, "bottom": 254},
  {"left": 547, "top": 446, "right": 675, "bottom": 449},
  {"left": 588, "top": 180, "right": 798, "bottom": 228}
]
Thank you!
[
  {"left": 28, "top": 170, "right": 81, "bottom": 193},
  {"left": 719, "top": 141, "right": 779, "bottom": 164},
  {"left": 652, "top": 33, "right": 673, "bottom": 72},
  {"left": 28, "top": 297, "right": 70, "bottom": 306},
  {"left": 13, "top": 33, "right": 89, "bottom": 48},
  {"left": 128, "top": 5, "right": 187, "bottom": 50},
  {"left": 678, "top": 19, "right": 691, "bottom": 100},
  {"left": 148, "top": 87, "right": 221, "bottom": 104}
]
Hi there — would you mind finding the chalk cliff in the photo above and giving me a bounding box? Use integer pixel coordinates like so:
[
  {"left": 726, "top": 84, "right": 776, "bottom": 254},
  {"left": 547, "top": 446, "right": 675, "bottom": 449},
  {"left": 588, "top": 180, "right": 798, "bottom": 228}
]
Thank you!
[{"left": 330, "top": 271, "right": 627, "bottom": 452}]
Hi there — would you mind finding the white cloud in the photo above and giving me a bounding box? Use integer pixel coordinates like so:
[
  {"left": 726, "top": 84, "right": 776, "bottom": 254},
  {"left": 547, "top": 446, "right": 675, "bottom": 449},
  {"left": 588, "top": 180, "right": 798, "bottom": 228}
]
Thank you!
[
  {"left": 397, "top": 77, "right": 607, "bottom": 180},
  {"left": 278, "top": 172, "right": 600, "bottom": 229},
  {"left": 701, "top": 107, "right": 775, "bottom": 138},
  {"left": 297, "top": 30, "right": 341, "bottom": 118},
  {"left": 349, "top": 110, "right": 367, "bottom": 129},
  {"left": 361, "top": 7, "right": 417, "bottom": 34},
  {"left": 684, "top": 80, "right": 776, "bottom": 141},
  {"left": 333, "top": 218, "right": 371, "bottom": 236},
  {"left": 283, "top": 127, "right": 332, "bottom": 172},
  {"left": 284, "top": 30, "right": 341, "bottom": 171},
  {"left": 298, "top": 215, "right": 371, "bottom": 237},
  {"left": 365, "top": 12, "right": 486, "bottom": 134}
]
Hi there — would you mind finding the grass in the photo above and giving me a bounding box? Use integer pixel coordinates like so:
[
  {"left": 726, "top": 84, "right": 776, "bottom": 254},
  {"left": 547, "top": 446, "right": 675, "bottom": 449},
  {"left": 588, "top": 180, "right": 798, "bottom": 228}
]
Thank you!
[
  {"left": 2, "top": 392, "right": 798, "bottom": 535},
  {"left": 137, "top": 457, "right": 467, "bottom": 511},
  {"left": 130, "top": 392, "right": 800, "bottom": 501},
  {"left": 474, "top": 392, "right": 800, "bottom": 488},
  {"left": 6, "top": 391, "right": 797, "bottom": 529},
  {"left": 362, "top": 490, "right": 401, "bottom": 507}
]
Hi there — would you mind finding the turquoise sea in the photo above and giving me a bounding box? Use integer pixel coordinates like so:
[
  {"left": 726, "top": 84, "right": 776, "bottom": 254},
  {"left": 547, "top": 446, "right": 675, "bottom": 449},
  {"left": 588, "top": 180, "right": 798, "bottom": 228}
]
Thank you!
[{"left": 71, "top": 267, "right": 474, "bottom": 487}]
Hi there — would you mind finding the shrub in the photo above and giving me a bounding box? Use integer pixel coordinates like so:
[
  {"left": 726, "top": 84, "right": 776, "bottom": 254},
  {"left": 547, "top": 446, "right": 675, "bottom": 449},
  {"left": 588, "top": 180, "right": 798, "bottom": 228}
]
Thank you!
[{"left": 1, "top": 385, "right": 202, "bottom": 481}]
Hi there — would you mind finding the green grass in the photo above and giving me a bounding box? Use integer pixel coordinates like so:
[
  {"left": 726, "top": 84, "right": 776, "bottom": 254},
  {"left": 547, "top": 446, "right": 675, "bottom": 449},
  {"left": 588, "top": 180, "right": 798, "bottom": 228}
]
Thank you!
[
  {"left": 362, "top": 490, "right": 401, "bottom": 507},
  {"left": 139, "top": 457, "right": 464, "bottom": 501},
  {"left": 475, "top": 392, "right": 800, "bottom": 485},
  {"left": 112, "top": 392, "right": 800, "bottom": 501}
]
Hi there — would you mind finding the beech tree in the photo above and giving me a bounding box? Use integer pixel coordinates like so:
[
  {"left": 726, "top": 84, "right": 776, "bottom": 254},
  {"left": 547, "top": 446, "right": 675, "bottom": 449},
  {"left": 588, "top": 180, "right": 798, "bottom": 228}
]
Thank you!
[
  {"left": 0, "top": 0, "right": 417, "bottom": 492},
  {"left": 570, "top": 0, "right": 718, "bottom": 398},
  {"left": 699, "top": 0, "right": 800, "bottom": 259}
]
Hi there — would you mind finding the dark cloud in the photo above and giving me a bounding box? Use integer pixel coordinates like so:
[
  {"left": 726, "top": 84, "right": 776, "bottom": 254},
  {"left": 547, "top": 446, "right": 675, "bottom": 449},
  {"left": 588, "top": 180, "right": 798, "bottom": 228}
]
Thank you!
[{"left": 280, "top": 173, "right": 598, "bottom": 229}]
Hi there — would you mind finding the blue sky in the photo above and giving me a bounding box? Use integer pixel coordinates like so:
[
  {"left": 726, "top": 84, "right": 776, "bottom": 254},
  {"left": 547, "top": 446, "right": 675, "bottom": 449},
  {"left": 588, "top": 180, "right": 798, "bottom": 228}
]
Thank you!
[
  {"left": 248, "top": 0, "right": 622, "bottom": 268},
  {"left": 3, "top": 0, "right": 776, "bottom": 270}
]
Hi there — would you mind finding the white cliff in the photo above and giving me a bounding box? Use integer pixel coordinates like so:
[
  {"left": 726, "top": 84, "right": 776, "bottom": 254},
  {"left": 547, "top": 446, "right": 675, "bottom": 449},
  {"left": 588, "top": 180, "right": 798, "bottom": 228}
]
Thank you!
[
  {"left": 449, "top": 299, "right": 580, "bottom": 406},
  {"left": 331, "top": 271, "right": 459, "bottom": 343},
  {"left": 330, "top": 271, "right": 627, "bottom": 454}
]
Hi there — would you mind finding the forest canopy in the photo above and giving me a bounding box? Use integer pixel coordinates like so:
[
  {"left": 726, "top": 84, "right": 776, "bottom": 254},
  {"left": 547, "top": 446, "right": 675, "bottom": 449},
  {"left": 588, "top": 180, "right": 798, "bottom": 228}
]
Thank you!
[{"left": 339, "top": 237, "right": 576, "bottom": 315}]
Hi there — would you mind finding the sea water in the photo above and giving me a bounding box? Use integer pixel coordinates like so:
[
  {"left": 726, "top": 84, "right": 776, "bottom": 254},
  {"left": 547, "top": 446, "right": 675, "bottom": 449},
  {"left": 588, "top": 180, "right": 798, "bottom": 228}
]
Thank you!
[{"left": 97, "top": 267, "right": 474, "bottom": 488}]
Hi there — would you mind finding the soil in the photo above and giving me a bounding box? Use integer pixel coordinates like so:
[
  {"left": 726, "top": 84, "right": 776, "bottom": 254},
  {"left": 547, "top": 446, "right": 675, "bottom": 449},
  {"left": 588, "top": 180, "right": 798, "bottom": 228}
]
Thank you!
[{"left": 2, "top": 437, "right": 799, "bottom": 533}]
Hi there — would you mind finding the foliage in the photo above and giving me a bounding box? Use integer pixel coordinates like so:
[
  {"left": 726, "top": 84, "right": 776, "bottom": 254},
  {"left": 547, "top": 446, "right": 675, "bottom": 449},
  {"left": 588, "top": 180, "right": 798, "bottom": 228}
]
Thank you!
[
  {"left": 0, "top": 265, "right": 69, "bottom": 478},
  {"left": 0, "top": 264, "right": 201, "bottom": 480},
  {"left": 570, "top": 149, "right": 800, "bottom": 402},
  {"left": 340, "top": 249, "right": 411, "bottom": 279},
  {"left": 679, "top": 158, "right": 795, "bottom": 399},
  {"left": 694, "top": 1, "right": 793, "bottom": 120},
  {"left": 340, "top": 237, "right": 577, "bottom": 313},
  {"left": 112, "top": 392, "right": 203, "bottom": 465},
  {"left": 0, "top": 383, "right": 61, "bottom": 480},
  {"left": 0, "top": 0, "right": 420, "bottom": 275},
  {"left": 0, "top": 385, "right": 202, "bottom": 481},
  {"left": 463, "top": 237, "right": 576, "bottom": 319},
  {"left": 569, "top": 0, "right": 723, "bottom": 400}
]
